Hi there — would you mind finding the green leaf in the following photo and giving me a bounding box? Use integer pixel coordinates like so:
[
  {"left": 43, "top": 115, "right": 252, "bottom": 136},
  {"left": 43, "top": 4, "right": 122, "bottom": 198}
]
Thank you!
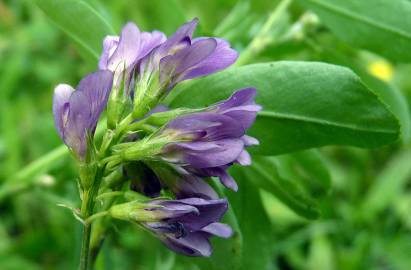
[
  {"left": 364, "top": 76, "right": 411, "bottom": 144},
  {"left": 244, "top": 156, "right": 320, "bottom": 219},
  {"left": 297, "top": 0, "right": 411, "bottom": 62},
  {"left": 225, "top": 167, "right": 273, "bottom": 270},
  {"left": 34, "top": 0, "right": 115, "bottom": 60},
  {"left": 311, "top": 36, "right": 411, "bottom": 143},
  {"left": 167, "top": 61, "right": 399, "bottom": 155}
]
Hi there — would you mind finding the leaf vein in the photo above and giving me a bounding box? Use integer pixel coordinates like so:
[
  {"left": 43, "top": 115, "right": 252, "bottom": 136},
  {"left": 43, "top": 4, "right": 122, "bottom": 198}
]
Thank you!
[{"left": 258, "top": 111, "right": 397, "bottom": 134}]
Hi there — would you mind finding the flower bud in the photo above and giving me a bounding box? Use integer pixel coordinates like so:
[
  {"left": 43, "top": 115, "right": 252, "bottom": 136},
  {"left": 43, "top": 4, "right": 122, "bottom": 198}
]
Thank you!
[{"left": 52, "top": 71, "right": 114, "bottom": 160}]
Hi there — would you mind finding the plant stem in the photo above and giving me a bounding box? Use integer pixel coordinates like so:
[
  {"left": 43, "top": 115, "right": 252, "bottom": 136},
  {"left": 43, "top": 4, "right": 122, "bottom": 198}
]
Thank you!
[
  {"left": 79, "top": 210, "right": 108, "bottom": 270},
  {"left": 235, "top": 0, "right": 292, "bottom": 66},
  {"left": 79, "top": 186, "right": 93, "bottom": 270},
  {"left": 79, "top": 222, "right": 92, "bottom": 270},
  {"left": 78, "top": 167, "right": 105, "bottom": 270}
]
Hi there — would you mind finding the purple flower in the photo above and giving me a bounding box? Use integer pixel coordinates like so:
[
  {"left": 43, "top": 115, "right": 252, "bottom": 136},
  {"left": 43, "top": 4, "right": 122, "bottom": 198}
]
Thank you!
[
  {"left": 137, "top": 18, "right": 238, "bottom": 95},
  {"left": 160, "top": 88, "right": 261, "bottom": 191},
  {"left": 98, "top": 22, "right": 166, "bottom": 85},
  {"left": 53, "top": 71, "right": 114, "bottom": 159},
  {"left": 143, "top": 198, "right": 232, "bottom": 257}
]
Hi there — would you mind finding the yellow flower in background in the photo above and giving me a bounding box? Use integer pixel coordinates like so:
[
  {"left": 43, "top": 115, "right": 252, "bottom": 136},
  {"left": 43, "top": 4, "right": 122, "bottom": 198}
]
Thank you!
[{"left": 367, "top": 60, "right": 394, "bottom": 82}]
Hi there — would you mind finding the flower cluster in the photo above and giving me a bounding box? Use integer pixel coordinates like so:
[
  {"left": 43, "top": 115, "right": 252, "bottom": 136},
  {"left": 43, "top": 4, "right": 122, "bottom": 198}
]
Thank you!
[{"left": 52, "top": 19, "right": 260, "bottom": 257}]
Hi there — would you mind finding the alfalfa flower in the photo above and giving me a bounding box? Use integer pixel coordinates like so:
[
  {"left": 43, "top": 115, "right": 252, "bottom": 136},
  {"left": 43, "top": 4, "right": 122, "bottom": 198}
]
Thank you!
[
  {"left": 109, "top": 197, "right": 232, "bottom": 256},
  {"left": 132, "top": 18, "right": 238, "bottom": 117},
  {"left": 52, "top": 71, "right": 114, "bottom": 160},
  {"left": 108, "top": 88, "right": 260, "bottom": 191}
]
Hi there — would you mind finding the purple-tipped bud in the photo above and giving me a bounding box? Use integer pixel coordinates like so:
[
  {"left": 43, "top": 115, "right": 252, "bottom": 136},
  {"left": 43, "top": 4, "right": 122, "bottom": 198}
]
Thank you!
[
  {"left": 52, "top": 71, "right": 114, "bottom": 159},
  {"left": 159, "top": 88, "right": 260, "bottom": 191}
]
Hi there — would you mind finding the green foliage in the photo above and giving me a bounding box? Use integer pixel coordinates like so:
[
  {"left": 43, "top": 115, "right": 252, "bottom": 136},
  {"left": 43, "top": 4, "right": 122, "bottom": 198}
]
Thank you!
[
  {"left": 34, "top": 0, "right": 114, "bottom": 60},
  {"left": 226, "top": 170, "right": 272, "bottom": 270},
  {"left": 2, "top": 0, "right": 411, "bottom": 269},
  {"left": 297, "top": 0, "right": 411, "bottom": 62}
]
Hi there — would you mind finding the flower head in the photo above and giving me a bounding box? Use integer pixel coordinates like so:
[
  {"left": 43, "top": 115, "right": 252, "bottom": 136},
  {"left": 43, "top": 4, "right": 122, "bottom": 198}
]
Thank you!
[
  {"left": 109, "top": 197, "right": 232, "bottom": 256},
  {"left": 52, "top": 71, "right": 113, "bottom": 159},
  {"left": 108, "top": 88, "right": 260, "bottom": 190},
  {"left": 160, "top": 88, "right": 261, "bottom": 191}
]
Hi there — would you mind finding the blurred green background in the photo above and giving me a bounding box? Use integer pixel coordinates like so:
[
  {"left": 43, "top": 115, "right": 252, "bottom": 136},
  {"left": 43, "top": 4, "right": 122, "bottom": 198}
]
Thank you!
[{"left": 1, "top": 0, "right": 411, "bottom": 269}]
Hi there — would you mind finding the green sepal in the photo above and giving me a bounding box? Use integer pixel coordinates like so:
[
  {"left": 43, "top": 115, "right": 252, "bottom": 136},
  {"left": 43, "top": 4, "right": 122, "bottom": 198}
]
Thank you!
[
  {"left": 145, "top": 108, "right": 198, "bottom": 126},
  {"left": 109, "top": 200, "right": 163, "bottom": 222}
]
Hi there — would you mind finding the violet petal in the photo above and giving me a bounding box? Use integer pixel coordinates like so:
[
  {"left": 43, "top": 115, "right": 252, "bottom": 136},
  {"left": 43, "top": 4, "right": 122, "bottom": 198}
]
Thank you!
[
  {"left": 201, "top": 222, "right": 233, "bottom": 238},
  {"left": 162, "top": 231, "right": 212, "bottom": 257},
  {"left": 107, "top": 22, "right": 141, "bottom": 72},
  {"left": 178, "top": 38, "right": 238, "bottom": 82}
]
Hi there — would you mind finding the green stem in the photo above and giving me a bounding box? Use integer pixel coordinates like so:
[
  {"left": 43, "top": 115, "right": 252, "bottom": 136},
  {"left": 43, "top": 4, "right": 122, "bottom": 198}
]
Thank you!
[
  {"left": 78, "top": 167, "right": 105, "bottom": 270},
  {"left": 79, "top": 223, "right": 92, "bottom": 270},
  {"left": 235, "top": 0, "right": 292, "bottom": 66},
  {"left": 89, "top": 185, "right": 125, "bottom": 267}
]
